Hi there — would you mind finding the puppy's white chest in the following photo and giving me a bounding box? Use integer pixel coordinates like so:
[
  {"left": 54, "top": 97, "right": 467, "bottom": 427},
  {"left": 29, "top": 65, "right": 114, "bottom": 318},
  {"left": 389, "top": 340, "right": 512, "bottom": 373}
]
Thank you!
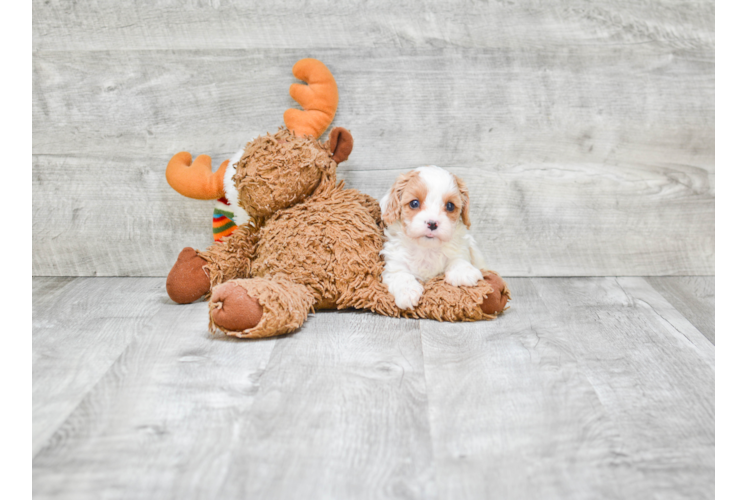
[{"left": 405, "top": 246, "right": 449, "bottom": 281}]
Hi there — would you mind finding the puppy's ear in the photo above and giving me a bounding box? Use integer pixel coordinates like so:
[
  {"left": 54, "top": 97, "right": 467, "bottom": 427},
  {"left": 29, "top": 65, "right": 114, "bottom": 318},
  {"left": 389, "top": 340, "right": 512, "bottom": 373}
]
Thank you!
[
  {"left": 381, "top": 170, "right": 418, "bottom": 226},
  {"left": 455, "top": 175, "right": 471, "bottom": 229},
  {"left": 326, "top": 127, "right": 354, "bottom": 163}
]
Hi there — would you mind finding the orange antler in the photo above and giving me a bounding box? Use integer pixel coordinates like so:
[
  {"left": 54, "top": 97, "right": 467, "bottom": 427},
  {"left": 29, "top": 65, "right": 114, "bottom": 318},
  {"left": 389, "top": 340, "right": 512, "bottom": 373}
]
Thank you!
[
  {"left": 165, "top": 152, "right": 227, "bottom": 200},
  {"left": 283, "top": 59, "right": 339, "bottom": 139}
]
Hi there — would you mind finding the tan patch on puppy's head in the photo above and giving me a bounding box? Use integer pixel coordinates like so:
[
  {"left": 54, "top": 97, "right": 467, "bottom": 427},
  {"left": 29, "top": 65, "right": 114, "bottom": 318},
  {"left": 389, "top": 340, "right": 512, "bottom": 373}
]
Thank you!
[
  {"left": 382, "top": 170, "right": 426, "bottom": 226},
  {"left": 453, "top": 175, "right": 471, "bottom": 228},
  {"left": 400, "top": 176, "right": 428, "bottom": 223},
  {"left": 442, "top": 190, "right": 463, "bottom": 225}
]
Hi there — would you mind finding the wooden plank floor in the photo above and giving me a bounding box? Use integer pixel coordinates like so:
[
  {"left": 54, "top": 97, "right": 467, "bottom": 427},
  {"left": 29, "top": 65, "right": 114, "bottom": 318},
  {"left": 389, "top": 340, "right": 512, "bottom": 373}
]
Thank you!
[{"left": 32, "top": 277, "right": 714, "bottom": 499}]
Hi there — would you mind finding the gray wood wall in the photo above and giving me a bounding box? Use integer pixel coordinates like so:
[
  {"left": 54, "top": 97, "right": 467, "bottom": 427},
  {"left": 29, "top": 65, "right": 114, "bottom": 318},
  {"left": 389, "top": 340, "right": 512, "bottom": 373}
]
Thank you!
[{"left": 32, "top": 0, "right": 714, "bottom": 277}]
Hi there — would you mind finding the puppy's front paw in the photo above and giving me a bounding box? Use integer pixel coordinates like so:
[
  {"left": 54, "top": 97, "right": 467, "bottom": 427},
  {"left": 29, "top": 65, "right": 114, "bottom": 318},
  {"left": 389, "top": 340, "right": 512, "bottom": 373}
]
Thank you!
[
  {"left": 445, "top": 261, "right": 483, "bottom": 287},
  {"left": 389, "top": 277, "right": 424, "bottom": 310}
]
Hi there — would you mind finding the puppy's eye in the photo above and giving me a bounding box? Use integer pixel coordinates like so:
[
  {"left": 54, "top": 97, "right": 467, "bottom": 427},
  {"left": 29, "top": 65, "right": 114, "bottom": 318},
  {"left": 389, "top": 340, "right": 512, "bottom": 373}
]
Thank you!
[
  {"left": 409, "top": 200, "right": 420, "bottom": 209},
  {"left": 446, "top": 201, "right": 455, "bottom": 212}
]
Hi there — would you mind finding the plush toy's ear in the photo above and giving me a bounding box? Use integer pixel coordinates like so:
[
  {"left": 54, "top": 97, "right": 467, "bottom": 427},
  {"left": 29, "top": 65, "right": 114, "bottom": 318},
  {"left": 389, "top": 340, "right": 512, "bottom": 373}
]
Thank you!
[
  {"left": 454, "top": 175, "right": 471, "bottom": 229},
  {"left": 326, "top": 127, "right": 354, "bottom": 163}
]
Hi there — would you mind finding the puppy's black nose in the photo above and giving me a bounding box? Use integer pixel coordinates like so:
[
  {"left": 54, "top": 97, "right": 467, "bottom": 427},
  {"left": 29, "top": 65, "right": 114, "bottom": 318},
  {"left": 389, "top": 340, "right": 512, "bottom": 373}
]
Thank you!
[{"left": 427, "top": 221, "right": 438, "bottom": 231}]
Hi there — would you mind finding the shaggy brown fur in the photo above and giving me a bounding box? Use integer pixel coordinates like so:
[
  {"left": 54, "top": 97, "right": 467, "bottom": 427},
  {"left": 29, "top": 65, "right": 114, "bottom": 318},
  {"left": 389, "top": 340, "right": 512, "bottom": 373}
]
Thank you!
[
  {"left": 234, "top": 128, "right": 337, "bottom": 219},
  {"left": 168, "top": 128, "right": 510, "bottom": 338},
  {"left": 209, "top": 276, "right": 314, "bottom": 338}
]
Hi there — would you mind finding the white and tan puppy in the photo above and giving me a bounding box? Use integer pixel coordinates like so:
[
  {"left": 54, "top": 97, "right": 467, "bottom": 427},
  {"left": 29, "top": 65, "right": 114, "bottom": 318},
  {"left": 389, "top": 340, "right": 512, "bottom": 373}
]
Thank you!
[{"left": 380, "top": 166, "right": 486, "bottom": 310}]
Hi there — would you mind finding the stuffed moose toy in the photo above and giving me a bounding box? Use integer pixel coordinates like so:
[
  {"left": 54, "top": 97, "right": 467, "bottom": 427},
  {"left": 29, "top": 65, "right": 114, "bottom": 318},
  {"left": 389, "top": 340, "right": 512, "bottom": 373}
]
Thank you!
[{"left": 165, "top": 58, "right": 510, "bottom": 338}]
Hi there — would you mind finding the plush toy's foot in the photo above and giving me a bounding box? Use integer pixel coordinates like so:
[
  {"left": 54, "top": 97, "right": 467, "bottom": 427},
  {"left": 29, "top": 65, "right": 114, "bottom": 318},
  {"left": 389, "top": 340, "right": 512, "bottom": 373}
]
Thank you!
[
  {"left": 481, "top": 274, "right": 511, "bottom": 314},
  {"left": 208, "top": 277, "right": 315, "bottom": 338},
  {"left": 166, "top": 247, "right": 211, "bottom": 304},
  {"left": 209, "top": 282, "right": 264, "bottom": 332}
]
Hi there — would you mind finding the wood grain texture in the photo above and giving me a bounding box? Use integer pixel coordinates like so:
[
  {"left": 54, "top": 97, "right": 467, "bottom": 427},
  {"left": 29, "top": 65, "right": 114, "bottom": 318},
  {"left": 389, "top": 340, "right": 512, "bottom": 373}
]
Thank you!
[
  {"left": 32, "top": 1, "right": 714, "bottom": 277},
  {"left": 420, "top": 277, "right": 714, "bottom": 499},
  {"left": 33, "top": 278, "right": 281, "bottom": 499},
  {"left": 33, "top": 279, "right": 434, "bottom": 499},
  {"left": 32, "top": 0, "right": 714, "bottom": 52},
  {"left": 712, "top": 0, "right": 748, "bottom": 109},
  {"left": 213, "top": 312, "right": 434, "bottom": 499},
  {"left": 32, "top": 154, "right": 714, "bottom": 277},
  {"left": 32, "top": 155, "right": 215, "bottom": 276},
  {"left": 32, "top": 277, "right": 163, "bottom": 455},
  {"left": 646, "top": 276, "right": 715, "bottom": 344},
  {"left": 32, "top": 47, "right": 714, "bottom": 166},
  {"left": 33, "top": 277, "right": 714, "bottom": 499},
  {"left": 420, "top": 279, "right": 625, "bottom": 499}
]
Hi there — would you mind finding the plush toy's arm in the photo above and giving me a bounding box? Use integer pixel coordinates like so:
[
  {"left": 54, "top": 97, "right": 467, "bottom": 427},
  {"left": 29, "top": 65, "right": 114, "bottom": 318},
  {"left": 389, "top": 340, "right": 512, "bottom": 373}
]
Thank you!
[
  {"left": 198, "top": 223, "right": 259, "bottom": 289},
  {"left": 405, "top": 271, "right": 510, "bottom": 321},
  {"left": 167, "top": 220, "right": 258, "bottom": 305}
]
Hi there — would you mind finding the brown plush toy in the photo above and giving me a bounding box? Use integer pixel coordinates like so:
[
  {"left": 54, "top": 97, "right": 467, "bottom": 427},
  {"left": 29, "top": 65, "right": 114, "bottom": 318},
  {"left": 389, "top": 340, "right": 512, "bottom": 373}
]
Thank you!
[{"left": 165, "top": 59, "right": 510, "bottom": 338}]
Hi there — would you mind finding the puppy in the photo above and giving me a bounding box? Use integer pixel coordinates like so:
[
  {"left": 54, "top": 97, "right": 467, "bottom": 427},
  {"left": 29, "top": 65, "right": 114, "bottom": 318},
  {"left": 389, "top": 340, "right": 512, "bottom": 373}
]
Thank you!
[{"left": 379, "top": 166, "right": 486, "bottom": 310}]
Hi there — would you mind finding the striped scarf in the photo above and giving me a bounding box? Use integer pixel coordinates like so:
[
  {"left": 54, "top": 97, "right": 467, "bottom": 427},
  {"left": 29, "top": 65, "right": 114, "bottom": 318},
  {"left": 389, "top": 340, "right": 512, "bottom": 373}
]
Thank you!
[{"left": 212, "top": 197, "right": 238, "bottom": 241}]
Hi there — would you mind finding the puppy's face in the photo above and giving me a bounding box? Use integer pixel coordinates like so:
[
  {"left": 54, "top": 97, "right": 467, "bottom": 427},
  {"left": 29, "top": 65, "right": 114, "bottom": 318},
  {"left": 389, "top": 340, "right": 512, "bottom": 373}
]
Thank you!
[{"left": 381, "top": 166, "right": 471, "bottom": 244}]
